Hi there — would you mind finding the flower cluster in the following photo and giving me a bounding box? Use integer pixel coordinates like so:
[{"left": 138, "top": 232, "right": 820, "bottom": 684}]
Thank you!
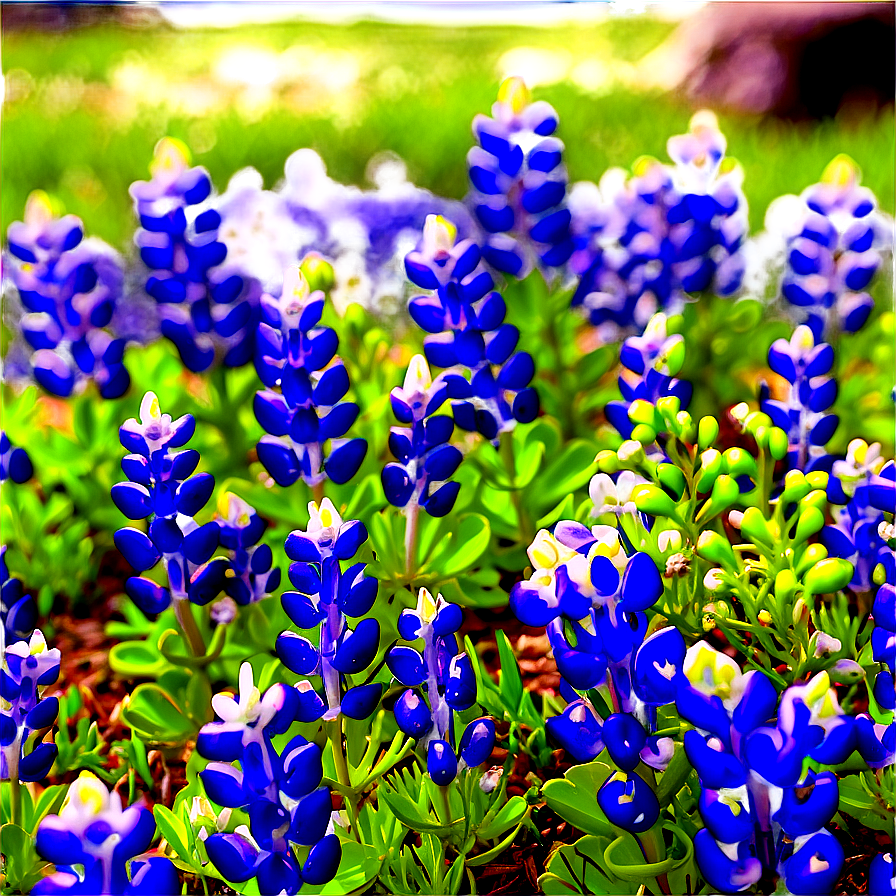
[
  {"left": 679, "top": 644, "right": 854, "bottom": 895},
  {"left": 254, "top": 265, "right": 367, "bottom": 488},
  {"left": 1, "top": 435, "right": 36, "bottom": 643},
  {"left": 131, "top": 138, "right": 259, "bottom": 372},
  {"left": 1, "top": 629, "right": 60, "bottom": 783},
  {"left": 387, "top": 588, "right": 496, "bottom": 784},
  {"left": 761, "top": 325, "right": 839, "bottom": 474},
  {"left": 34, "top": 772, "right": 178, "bottom": 895},
  {"left": 275, "top": 500, "right": 382, "bottom": 721},
  {"left": 767, "top": 154, "right": 888, "bottom": 340},
  {"left": 604, "top": 312, "right": 692, "bottom": 440},
  {"left": 467, "top": 76, "right": 572, "bottom": 278},
  {"left": 382, "top": 354, "right": 463, "bottom": 518},
  {"left": 406, "top": 215, "right": 539, "bottom": 441},
  {"left": 570, "top": 112, "right": 747, "bottom": 337},
  {"left": 197, "top": 665, "right": 340, "bottom": 895},
  {"left": 112, "top": 392, "right": 226, "bottom": 615},
  {"left": 5, "top": 191, "right": 129, "bottom": 398}
]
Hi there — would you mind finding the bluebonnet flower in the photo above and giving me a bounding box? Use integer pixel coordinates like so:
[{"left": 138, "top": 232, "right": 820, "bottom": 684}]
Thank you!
[
  {"left": 571, "top": 113, "right": 747, "bottom": 336},
  {"left": 387, "top": 588, "right": 496, "bottom": 784},
  {"left": 254, "top": 266, "right": 367, "bottom": 488},
  {"left": 1, "top": 546, "right": 36, "bottom": 645},
  {"left": 382, "top": 354, "right": 463, "bottom": 518},
  {"left": 870, "top": 853, "right": 896, "bottom": 896},
  {"left": 112, "top": 392, "right": 227, "bottom": 615},
  {"left": 131, "top": 138, "right": 260, "bottom": 372},
  {"left": 466, "top": 76, "right": 572, "bottom": 278},
  {"left": 406, "top": 215, "right": 539, "bottom": 441},
  {"left": 5, "top": 191, "right": 129, "bottom": 398},
  {"left": 604, "top": 313, "right": 692, "bottom": 440},
  {"left": 761, "top": 324, "right": 839, "bottom": 474},
  {"left": 33, "top": 772, "right": 179, "bottom": 895},
  {"left": 197, "top": 666, "right": 340, "bottom": 895},
  {"left": 588, "top": 470, "right": 647, "bottom": 517},
  {"left": 766, "top": 154, "right": 890, "bottom": 340},
  {"left": 275, "top": 500, "right": 382, "bottom": 722},
  {"left": 0, "top": 432, "right": 33, "bottom": 484},
  {"left": 1, "top": 629, "right": 60, "bottom": 783},
  {"left": 823, "top": 443, "right": 893, "bottom": 592},
  {"left": 215, "top": 493, "right": 281, "bottom": 605},
  {"left": 677, "top": 643, "right": 851, "bottom": 894}
]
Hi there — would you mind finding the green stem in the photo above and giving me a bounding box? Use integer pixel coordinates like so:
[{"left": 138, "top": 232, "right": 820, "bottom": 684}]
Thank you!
[
  {"left": 328, "top": 719, "right": 359, "bottom": 840},
  {"left": 175, "top": 600, "right": 207, "bottom": 659},
  {"left": 312, "top": 480, "right": 326, "bottom": 507},
  {"left": 434, "top": 783, "right": 452, "bottom": 826},
  {"left": 10, "top": 773, "right": 21, "bottom": 827},
  {"left": 499, "top": 432, "right": 531, "bottom": 542},
  {"left": 405, "top": 502, "right": 420, "bottom": 583}
]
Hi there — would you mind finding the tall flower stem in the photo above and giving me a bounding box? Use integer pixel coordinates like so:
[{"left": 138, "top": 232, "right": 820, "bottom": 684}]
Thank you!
[
  {"left": 313, "top": 481, "right": 326, "bottom": 507},
  {"left": 327, "top": 718, "right": 359, "bottom": 840},
  {"left": 175, "top": 599, "right": 207, "bottom": 659},
  {"left": 404, "top": 502, "right": 420, "bottom": 582},
  {"left": 499, "top": 431, "right": 531, "bottom": 543}
]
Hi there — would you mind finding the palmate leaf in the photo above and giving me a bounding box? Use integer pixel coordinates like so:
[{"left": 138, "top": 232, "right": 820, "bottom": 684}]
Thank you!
[
  {"left": 539, "top": 835, "right": 635, "bottom": 895},
  {"left": 541, "top": 761, "right": 616, "bottom": 838}
]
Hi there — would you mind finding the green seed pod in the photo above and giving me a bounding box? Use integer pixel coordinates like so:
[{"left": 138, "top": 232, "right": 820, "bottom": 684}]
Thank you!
[
  {"left": 768, "top": 427, "right": 789, "bottom": 461},
  {"left": 631, "top": 423, "right": 658, "bottom": 445},
  {"left": 596, "top": 450, "right": 620, "bottom": 474},
  {"left": 698, "top": 416, "right": 719, "bottom": 450},
  {"left": 803, "top": 557, "right": 853, "bottom": 594},
  {"left": 632, "top": 483, "right": 678, "bottom": 519},
  {"left": 800, "top": 489, "right": 827, "bottom": 515},
  {"left": 697, "top": 530, "right": 737, "bottom": 569},
  {"left": 629, "top": 399, "right": 660, "bottom": 428},
  {"left": 740, "top": 506, "right": 774, "bottom": 547},
  {"left": 806, "top": 471, "right": 829, "bottom": 491},
  {"left": 723, "top": 447, "right": 757, "bottom": 478},
  {"left": 796, "top": 543, "right": 829, "bottom": 577},
  {"left": 873, "top": 562, "right": 887, "bottom": 586},
  {"left": 794, "top": 506, "right": 825, "bottom": 543},
  {"left": 782, "top": 470, "right": 811, "bottom": 503},
  {"left": 655, "top": 395, "right": 681, "bottom": 420},
  {"left": 696, "top": 448, "right": 723, "bottom": 492},
  {"left": 657, "top": 463, "right": 687, "bottom": 500}
]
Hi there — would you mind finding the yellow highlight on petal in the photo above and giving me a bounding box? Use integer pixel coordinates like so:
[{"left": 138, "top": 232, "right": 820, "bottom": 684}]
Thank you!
[
  {"left": 151, "top": 137, "right": 191, "bottom": 177},
  {"left": 418, "top": 587, "right": 438, "bottom": 623},
  {"left": 68, "top": 771, "right": 108, "bottom": 816},
  {"left": 498, "top": 76, "right": 531, "bottom": 114},
  {"left": 320, "top": 506, "right": 333, "bottom": 527},
  {"left": 25, "top": 190, "right": 54, "bottom": 227},
  {"left": 821, "top": 154, "right": 858, "bottom": 188},
  {"left": 423, "top": 214, "right": 457, "bottom": 254}
]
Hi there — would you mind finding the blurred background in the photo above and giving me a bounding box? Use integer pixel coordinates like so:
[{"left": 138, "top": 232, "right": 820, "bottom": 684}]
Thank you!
[{"left": 3, "top": 0, "right": 894, "bottom": 250}]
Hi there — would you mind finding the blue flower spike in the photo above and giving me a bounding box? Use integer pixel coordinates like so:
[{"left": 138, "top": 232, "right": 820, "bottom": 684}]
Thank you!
[
  {"left": 467, "top": 76, "right": 573, "bottom": 278},
  {"left": 216, "top": 492, "right": 281, "bottom": 605},
  {"left": 1, "top": 546, "right": 37, "bottom": 645},
  {"left": 6, "top": 191, "right": 129, "bottom": 398},
  {"left": 388, "top": 588, "right": 495, "bottom": 786},
  {"left": 405, "top": 215, "right": 539, "bottom": 442},
  {"left": 275, "top": 499, "right": 381, "bottom": 721},
  {"left": 383, "top": 354, "right": 463, "bottom": 519},
  {"left": 131, "top": 137, "right": 259, "bottom": 371},
  {"left": 1, "top": 629, "right": 61, "bottom": 784},
  {"left": 33, "top": 772, "right": 179, "bottom": 895},
  {"left": 597, "top": 770, "right": 660, "bottom": 834},
  {"left": 197, "top": 667, "right": 340, "bottom": 896},
  {"left": 254, "top": 265, "right": 367, "bottom": 489},
  {"left": 113, "top": 391, "right": 226, "bottom": 617}
]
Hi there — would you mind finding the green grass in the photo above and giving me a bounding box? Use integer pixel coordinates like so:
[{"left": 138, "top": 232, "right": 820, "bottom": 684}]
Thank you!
[{"left": 3, "top": 16, "right": 893, "bottom": 249}]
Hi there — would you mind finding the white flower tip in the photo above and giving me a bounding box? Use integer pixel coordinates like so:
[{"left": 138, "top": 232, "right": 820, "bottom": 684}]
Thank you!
[
  {"left": 403, "top": 354, "right": 432, "bottom": 394},
  {"left": 422, "top": 215, "right": 456, "bottom": 255}
]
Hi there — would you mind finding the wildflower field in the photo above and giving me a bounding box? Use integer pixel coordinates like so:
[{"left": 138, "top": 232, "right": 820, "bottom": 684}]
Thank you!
[{"left": 1, "top": 8, "right": 894, "bottom": 896}]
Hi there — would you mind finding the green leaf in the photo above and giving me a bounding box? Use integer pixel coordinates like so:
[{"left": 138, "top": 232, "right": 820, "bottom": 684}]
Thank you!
[
  {"left": 539, "top": 835, "right": 633, "bottom": 895},
  {"left": 120, "top": 683, "right": 196, "bottom": 743},
  {"left": 541, "top": 761, "right": 616, "bottom": 837},
  {"left": 421, "top": 513, "right": 490, "bottom": 579},
  {"left": 109, "top": 640, "right": 169, "bottom": 678},
  {"left": 31, "top": 784, "right": 67, "bottom": 832},
  {"left": 378, "top": 776, "right": 462, "bottom": 836},
  {"left": 495, "top": 631, "right": 523, "bottom": 712},
  {"left": 153, "top": 804, "right": 193, "bottom": 864},
  {"left": 300, "top": 838, "right": 382, "bottom": 895},
  {"left": 477, "top": 794, "right": 528, "bottom": 841}
]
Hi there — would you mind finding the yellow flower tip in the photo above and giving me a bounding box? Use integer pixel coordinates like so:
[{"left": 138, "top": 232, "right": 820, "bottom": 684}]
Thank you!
[
  {"left": 25, "top": 190, "right": 55, "bottom": 227},
  {"left": 498, "top": 76, "right": 531, "bottom": 114},
  {"left": 281, "top": 265, "right": 310, "bottom": 314},
  {"left": 690, "top": 109, "right": 720, "bottom": 134},
  {"left": 632, "top": 155, "right": 661, "bottom": 179},
  {"left": 423, "top": 214, "right": 457, "bottom": 255},
  {"left": 403, "top": 354, "right": 432, "bottom": 394},
  {"left": 821, "top": 154, "right": 858, "bottom": 188},
  {"left": 418, "top": 587, "right": 438, "bottom": 624},
  {"left": 68, "top": 771, "right": 108, "bottom": 816},
  {"left": 150, "top": 136, "right": 191, "bottom": 177},
  {"left": 758, "top": 609, "right": 773, "bottom": 625}
]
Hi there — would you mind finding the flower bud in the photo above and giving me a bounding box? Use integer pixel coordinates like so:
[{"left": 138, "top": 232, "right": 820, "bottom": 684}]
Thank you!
[
  {"left": 655, "top": 396, "right": 681, "bottom": 419},
  {"left": 698, "top": 416, "right": 719, "bottom": 450},
  {"left": 657, "top": 335, "right": 685, "bottom": 377},
  {"left": 800, "top": 489, "right": 827, "bottom": 515},
  {"left": 794, "top": 507, "right": 825, "bottom": 543},
  {"left": 675, "top": 411, "right": 695, "bottom": 443},
  {"left": 479, "top": 766, "right": 504, "bottom": 793},
  {"left": 782, "top": 470, "right": 811, "bottom": 502},
  {"left": 806, "top": 471, "right": 829, "bottom": 491},
  {"left": 629, "top": 399, "right": 660, "bottom": 428},
  {"left": 776, "top": 569, "right": 799, "bottom": 604},
  {"left": 740, "top": 507, "right": 774, "bottom": 548},
  {"left": 657, "top": 530, "right": 683, "bottom": 553},
  {"left": 696, "top": 474, "right": 739, "bottom": 523},
  {"left": 300, "top": 252, "right": 336, "bottom": 293},
  {"left": 596, "top": 450, "right": 619, "bottom": 474},
  {"left": 723, "top": 447, "right": 756, "bottom": 478},
  {"left": 758, "top": 609, "right": 773, "bottom": 625},
  {"left": 696, "top": 449, "right": 723, "bottom": 491},
  {"left": 657, "top": 464, "right": 686, "bottom": 500},
  {"left": 829, "top": 659, "right": 865, "bottom": 684},
  {"left": 753, "top": 425, "right": 769, "bottom": 451},
  {"left": 767, "top": 427, "right": 789, "bottom": 460},
  {"left": 795, "top": 543, "right": 829, "bottom": 577},
  {"left": 632, "top": 484, "right": 677, "bottom": 519},
  {"left": 809, "top": 631, "right": 841, "bottom": 658},
  {"left": 792, "top": 597, "right": 810, "bottom": 627},
  {"left": 803, "top": 558, "right": 854, "bottom": 594},
  {"left": 631, "top": 424, "right": 658, "bottom": 445},
  {"left": 617, "top": 440, "right": 645, "bottom": 465},
  {"left": 697, "top": 531, "right": 737, "bottom": 569}
]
